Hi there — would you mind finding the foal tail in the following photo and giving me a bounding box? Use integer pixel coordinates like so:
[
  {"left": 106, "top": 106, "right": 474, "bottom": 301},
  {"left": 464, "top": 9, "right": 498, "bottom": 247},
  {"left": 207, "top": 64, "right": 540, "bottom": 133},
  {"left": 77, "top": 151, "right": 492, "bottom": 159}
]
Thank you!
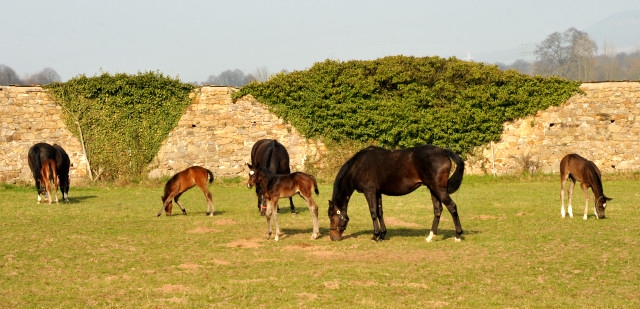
[
  {"left": 445, "top": 148, "right": 465, "bottom": 194},
  {"left": 205, "top": 168, "right": 215, "bottom": 184}
]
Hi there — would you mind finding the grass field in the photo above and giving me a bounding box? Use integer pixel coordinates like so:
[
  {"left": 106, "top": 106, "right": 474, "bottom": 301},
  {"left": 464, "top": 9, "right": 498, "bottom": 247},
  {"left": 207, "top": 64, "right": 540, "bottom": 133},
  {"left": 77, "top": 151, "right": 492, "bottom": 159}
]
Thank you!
[{"left": 1, "top": 175, "right": 639, "bottom": 308}]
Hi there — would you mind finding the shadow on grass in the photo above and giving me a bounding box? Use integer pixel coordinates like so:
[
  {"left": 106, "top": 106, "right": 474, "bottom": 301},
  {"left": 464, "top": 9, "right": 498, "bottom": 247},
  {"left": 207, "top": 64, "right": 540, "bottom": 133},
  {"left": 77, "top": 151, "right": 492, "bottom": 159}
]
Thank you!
[
  {"left": 64, "top": 195, "right": 97, "bottom": 203},
  {"left": 346, "top": 227, "right": 480, "bottom": 241},
  {"left": 162, "top": 210, "right": 229, "bottom": 217}
]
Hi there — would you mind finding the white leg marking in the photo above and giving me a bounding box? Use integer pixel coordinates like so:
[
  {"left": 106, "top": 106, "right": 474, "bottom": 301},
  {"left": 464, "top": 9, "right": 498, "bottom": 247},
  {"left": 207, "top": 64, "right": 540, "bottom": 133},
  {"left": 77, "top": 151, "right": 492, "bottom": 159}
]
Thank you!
[
  {"left": 568, "top": 205, "right": 573, "bottom": 218},
  {"left": 583, "top": 214, "right": 588, "bottom": 220},
  {"left": 425, "top": 231, "right": 434, "bottom": 243},
  {"left": 561, "top": 206, "right": 566, "bottom": 218},
  {"left": 454, "top": 237, "right": 462, "bottom": 242}
]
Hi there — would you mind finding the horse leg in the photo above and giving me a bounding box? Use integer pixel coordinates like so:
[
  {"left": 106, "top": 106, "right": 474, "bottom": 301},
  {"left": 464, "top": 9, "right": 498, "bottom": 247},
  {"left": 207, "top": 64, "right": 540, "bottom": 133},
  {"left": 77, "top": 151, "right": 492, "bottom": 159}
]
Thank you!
[
  {"left": 426, "top": 193, "right": 443, "bottom": 243},
  {"left": 52, "top": 176, "right": 59, "bottom": 204},
  {"left": 288, "top": 197, "right": 297, "bottom": 214},
  {"left": 437, "top": 190, "right": 463, "bottom": 242},
  {"left": 45, "top": 180, "right": 52, "bottom": 204},
  {"left": 581, "top": 183, "right": 590, "bottom": 220},
  {"left": 364, "top": 191, "right": 381, "bottom": 241},
  {"left": 567, "top": 179, "right": 576, "bottom": 218},
  {"left": 174, "top": 193, "right": 187, "bottom": 215},
  {"left": 157, "top": 193, "right": 177, "bottom": 217},
  {"left": 302, "top": 193, "right": 320, "bottom": 239},
  {"left": 264, "top": 199, "right": 274, "bottom": 240},
  {"left": 376, "top": 193, "right": 387, "bottom": 241},
  {"left": 272, "top": 199, "right": 281, "bottom": 241},
  {"left": 198, "top": 185, "right": 215, "bottom": 216},
  {"left": 560, "top": 173, "right": 568, "bottom": 217}
]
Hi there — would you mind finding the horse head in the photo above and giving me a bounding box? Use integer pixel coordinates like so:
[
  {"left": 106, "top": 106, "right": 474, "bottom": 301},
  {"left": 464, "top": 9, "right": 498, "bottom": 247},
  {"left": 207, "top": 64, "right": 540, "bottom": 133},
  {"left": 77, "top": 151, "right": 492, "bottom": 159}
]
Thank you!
[
  {"left": 328, "top": 200, "right": 349, "bottom": 241},
  {"left": 595, "top": 196, "right": 612, "bottom": 219},
  {"left": 160, "top": 196, "right": 173, "bottom": 216},
  {"left": 245, "top": 163, "right": 262, "bottom": 189}
]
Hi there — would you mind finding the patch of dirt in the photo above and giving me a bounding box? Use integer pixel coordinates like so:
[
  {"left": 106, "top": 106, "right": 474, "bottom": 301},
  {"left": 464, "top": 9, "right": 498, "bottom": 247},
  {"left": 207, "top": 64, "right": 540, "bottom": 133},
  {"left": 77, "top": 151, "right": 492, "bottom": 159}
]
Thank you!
[
  {"left": 225, "top": 238, "right": 263, "bottom": 248},
  {"left": 212, "top": 259, "right": 230, "bottom": 265},
  {"left": 297, "top": 292, "right": 319, "bottom": 304},
  {"left": 178, "top": 263, "right": 200, "bottom": 269},
  {"left": 323, "top": 280, "right": 340, "bottom": 290},
  {"left": 159, "top": 284, "right": 186, "bottom": 293},
  {"left": 384, "top": 217, "right": 421, "bottom": 227},
  {"left": 213, "top": 219, "right": 237, "bottom": 225},
  {"left": 187, "top": 226, "right": 221, "bottom": 233},
  {"left": 284, "top": 243, "right": 318, "bottom": 250},
  {"left": 162, "top": 297, "right": 186, "bottom": 304}
]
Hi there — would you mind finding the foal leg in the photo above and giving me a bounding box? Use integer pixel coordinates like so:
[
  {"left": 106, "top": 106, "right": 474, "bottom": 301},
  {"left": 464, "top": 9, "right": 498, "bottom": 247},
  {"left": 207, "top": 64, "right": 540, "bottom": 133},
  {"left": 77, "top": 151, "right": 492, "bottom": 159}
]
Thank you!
[
  {"left": 157, "top": 193, "right": 177, "bottom": 217},
  {"left": 198, "top": 185, "right": 215, "bottom": 216},
  {"left": 174, "top": 193, "right": 187, "bottom": 215},
  {"left": 264, "top": 199, "right": 273, "bottom": 240},
  {"left": 301, "top": 193, "right": 320, "bottom": 239},
  {"left": 426, "top": 193, "right": 443, "bottom": 243},
  {"left": 567, "top": 179, "right": 576, "bottom": 218},
  {"left": 273, "top": 199, "right": 281, "bottom": 241},
  {"left": 560, "top": 174, "right": 568, "bottom": 217},
  {"left": 581, "top": 183, "right": 590, "bottom": 220}
]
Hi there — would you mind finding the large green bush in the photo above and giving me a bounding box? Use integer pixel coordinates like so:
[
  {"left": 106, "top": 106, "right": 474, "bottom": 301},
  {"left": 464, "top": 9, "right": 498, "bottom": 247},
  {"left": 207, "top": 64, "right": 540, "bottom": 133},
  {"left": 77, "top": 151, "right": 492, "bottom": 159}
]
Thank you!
[
  {"left": 234, "top": 56, "right": 581, "bottom": 156},
  {"left": 46, "top": 72, "right": 195, "bottom": 180}
]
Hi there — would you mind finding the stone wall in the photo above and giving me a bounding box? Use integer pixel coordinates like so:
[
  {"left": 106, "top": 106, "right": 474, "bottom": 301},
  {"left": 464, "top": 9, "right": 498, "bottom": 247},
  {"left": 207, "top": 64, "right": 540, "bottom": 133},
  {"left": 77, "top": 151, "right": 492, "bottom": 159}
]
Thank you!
[
  {"left": 0, "top": 86, "right": 89, "bottom": 183},
  {"left": 466, "top": 82, "right": 640, "bottom": 175},
  {"left": 147, "top": 86, "right": 326, "bottom": 178},
  {"left": 2, "top": 82, "right": 639, "bottom": 182}
]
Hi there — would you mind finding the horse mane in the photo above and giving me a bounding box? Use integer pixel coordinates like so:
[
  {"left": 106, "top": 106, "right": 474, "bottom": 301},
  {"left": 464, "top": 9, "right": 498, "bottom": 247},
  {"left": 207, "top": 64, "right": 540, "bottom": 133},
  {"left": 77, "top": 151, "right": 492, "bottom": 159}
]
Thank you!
[
  {"left": 332, "top": 147, "right": 374, "bottom": 202},
  {"left": 585, "top": 162, "right": 606, "bottom": 198}
]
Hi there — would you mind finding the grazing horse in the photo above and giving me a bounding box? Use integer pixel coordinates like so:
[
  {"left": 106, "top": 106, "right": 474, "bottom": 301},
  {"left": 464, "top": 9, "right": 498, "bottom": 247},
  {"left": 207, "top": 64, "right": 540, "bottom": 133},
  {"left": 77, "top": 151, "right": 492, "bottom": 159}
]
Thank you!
[
  {"left": 39, "top": 159, "right": 59, "bottom": 204},
  {"left": 250, "top": 139, "right": 296, "bottom": 214},
  {"left": 28, "top": 143, "right": 57, "bottom": 204},
  {"left": 246, "top": 164, "right": 320, "bottom": 241},
  {"left": 560, "top": 154, "right": 611, "bottom": 220},
  {"left": 157, "top": 166, "right": 215, "bottom": 217},
  {"left": 328, "top": 145, "right": 465, "bottom": 242},
  {"left": 52, "top": 144, "right": 71, "bottom": 202}
]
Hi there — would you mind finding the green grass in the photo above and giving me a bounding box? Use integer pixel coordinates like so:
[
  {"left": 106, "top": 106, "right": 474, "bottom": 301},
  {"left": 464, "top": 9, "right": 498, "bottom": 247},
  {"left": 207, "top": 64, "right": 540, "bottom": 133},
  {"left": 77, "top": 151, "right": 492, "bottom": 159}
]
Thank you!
[{"left": 1, "top": 175, "right": 639, "bottom": 308}]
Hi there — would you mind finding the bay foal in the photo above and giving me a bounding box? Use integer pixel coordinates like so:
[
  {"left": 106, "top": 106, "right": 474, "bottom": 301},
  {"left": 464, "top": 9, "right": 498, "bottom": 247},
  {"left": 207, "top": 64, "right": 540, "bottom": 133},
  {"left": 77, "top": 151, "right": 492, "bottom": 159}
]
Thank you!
[
  {"left": 39, "top": 159, "right": 59, "bottom": 204},
  {"left": 157, "top": 166, "right": 215, "bottom": 217},
  {"left": 560, "top": 154, "right": 611, "bottom": 220},
  {"left": 246, "top": 164, "right": 320, "bottom": 241}
]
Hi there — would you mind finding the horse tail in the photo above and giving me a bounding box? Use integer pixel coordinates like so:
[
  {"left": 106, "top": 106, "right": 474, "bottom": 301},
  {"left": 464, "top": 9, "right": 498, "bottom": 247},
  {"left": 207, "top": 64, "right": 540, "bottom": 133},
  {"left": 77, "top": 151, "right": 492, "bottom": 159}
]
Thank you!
[
  {"left": 445, "top": 148, "right": 465, "bottom": 194},
  {"left": 312, "top": 176, "right": 319, "bottom": 195},
  {"left": 264, "top": 140, "right": 276, "bottom": 169},
  {"left": 205, "top": 168, "right": 214, "bottom": 184}
]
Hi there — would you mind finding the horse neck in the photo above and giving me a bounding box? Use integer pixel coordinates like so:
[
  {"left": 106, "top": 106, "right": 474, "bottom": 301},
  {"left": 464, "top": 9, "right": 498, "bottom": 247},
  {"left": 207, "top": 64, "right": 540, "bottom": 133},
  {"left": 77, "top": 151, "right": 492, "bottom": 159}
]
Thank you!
[
  {"left": 332, "top": 177, "right": 355, "bottom": 211},
  {"left": 586, "top": 165, "right": 605, "bottom": 198}
]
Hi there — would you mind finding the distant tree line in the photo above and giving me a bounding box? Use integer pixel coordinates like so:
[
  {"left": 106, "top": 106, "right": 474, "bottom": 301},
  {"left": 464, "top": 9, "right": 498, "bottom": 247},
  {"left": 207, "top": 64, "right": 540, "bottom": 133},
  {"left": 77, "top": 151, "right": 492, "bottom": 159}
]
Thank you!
[
  {"left": 0, "top": 65, "right": 62, "bottom": 85},
  {"left": 203, "top": 66, "right": 273, "bottom": 87},
  {"left": 496, "top": 27, "right": 640, "bottom": 81}
]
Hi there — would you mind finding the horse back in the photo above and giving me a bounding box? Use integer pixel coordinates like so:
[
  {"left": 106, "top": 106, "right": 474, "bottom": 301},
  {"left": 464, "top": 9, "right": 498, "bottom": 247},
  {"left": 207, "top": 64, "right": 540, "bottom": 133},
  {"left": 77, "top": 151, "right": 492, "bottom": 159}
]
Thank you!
[
  {"left": 251, "top": 139, "right": 291, "bottom": 174},
  {"left": 28, "top": 143, "right": 57, "bottom": 181}
]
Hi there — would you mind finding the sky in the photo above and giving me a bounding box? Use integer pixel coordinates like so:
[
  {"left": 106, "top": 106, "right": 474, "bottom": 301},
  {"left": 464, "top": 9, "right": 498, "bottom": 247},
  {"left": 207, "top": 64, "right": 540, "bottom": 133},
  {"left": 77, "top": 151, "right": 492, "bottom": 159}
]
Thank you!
[{"left": 2, "top": 0, "right": 639, "bottom": 83}]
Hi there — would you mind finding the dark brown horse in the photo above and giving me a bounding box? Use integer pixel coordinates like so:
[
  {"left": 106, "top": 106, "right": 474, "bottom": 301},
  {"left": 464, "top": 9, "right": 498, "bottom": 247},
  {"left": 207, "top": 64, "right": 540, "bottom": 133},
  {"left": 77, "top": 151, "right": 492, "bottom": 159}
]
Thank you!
[
  {"left": 250, "top": 139, "right": 296, "bottom": 214},
  {"left": 39, "top": 159, "right": 59, "bottom": 204},
  {"left": 328, "top": 145, "right": 465, "bottom": 242},
  {"left": 246, "top": 164, "right": 320, "bottom": 241},
  {"left": 560, "top": 154, "right": 611, "bottom": 220},
  {"left": 157, "top": 166, "right": 215, "bottom": 217},
  {"left": 28, "top": 143, "right": 71, "bottom": 203}
]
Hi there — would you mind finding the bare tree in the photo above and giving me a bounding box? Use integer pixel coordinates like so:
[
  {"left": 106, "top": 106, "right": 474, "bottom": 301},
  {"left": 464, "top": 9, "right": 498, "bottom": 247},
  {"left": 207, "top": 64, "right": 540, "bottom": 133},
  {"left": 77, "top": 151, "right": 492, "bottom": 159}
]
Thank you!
[
  {"left": 205, "top": 69, "right": 248, "bottom": 87},
  {"left": 23, "top": 67, "right": 61, "bottom": 85},
  {"left": 0, "top": 64, "right": 23, "bottom": 85},
  {"left": 534, "top": 28, "right": 597, "bottom": 80},
  {"left": 252, "top": 66, "right": 271, "bottom": 82}
]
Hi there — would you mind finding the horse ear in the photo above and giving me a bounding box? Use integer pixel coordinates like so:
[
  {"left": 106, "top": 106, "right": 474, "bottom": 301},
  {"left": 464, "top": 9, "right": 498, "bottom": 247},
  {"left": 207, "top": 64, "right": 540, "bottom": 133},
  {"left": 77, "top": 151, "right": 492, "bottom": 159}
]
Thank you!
[
  {"left": 606, "top": 197, "right": 613, "bottom": 201},
  {"left": 245, "top": 163, "right": 252, "bottom": 170},
  {"left": 328, "top": 200, "right": 334, "bottom": 207}
]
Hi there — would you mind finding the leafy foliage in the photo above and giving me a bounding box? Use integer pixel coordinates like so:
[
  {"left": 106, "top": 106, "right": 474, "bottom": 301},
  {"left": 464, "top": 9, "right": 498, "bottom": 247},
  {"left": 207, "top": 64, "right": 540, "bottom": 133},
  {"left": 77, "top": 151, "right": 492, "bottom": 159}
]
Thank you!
[
  {"left": 234, "top": 56, "right": 581, "bottom": 156},
  {"left": 45, "top": 72, "right": 195, "bottom": 180}
]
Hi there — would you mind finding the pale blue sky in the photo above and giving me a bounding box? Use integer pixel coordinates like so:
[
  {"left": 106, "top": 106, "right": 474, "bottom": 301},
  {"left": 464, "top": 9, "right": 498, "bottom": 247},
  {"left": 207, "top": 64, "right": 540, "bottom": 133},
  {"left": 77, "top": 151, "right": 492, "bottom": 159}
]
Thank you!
[{"left": 2, "top": 0, "right": 639, "bottom": 82}]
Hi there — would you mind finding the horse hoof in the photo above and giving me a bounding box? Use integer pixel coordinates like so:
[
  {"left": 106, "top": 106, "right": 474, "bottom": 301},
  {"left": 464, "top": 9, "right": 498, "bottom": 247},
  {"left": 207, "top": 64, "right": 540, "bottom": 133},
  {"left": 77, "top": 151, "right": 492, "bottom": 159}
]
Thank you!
[
  {"left": 310, "top": 233, "right": 319, "bottom": 240},
  {"left": 291, "top": 211, "right": 297, "bottom": 215},
  {"left": 454, "top": 237, "right": 462, "bottom": 242},
  {"left": 425, "top": 231, "right": 435, "bottom": 243},
  {"left": 274, "top": 235, "right": 279, "bottom": 241},
  {"left": 583, "top": 215, "right": 588, "bottom": 220}
]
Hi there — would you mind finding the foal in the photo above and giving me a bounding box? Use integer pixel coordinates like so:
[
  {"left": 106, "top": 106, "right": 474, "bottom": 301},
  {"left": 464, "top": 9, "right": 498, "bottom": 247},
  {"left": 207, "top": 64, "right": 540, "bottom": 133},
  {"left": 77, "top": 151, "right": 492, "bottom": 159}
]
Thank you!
[
  {"left": 39, "top": 159, "right": 59, "bottom": 204},
  {"left": 157, "top": 166, "right": 215, "bottom": 217},
  {"left": 246, "top": 164, "right": 320, "bottom": 241},
  {"left": 560, "top": 154, "right": 612, "bottom": 220}
]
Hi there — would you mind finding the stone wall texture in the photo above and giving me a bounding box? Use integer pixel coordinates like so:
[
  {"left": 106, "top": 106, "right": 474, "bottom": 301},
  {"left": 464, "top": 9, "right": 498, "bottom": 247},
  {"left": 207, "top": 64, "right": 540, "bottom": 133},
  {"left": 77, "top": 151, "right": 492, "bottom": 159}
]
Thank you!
[
  {"left": 147, "top": 86, "right": 326, "bottom": 178},
  {"left": 466, "top": 82, "right": 640, "bottom": 175},
  {"left": 0, "top": 86, "right": 89, "bottom": 183},
  {"left": 2, "top": 82, "right": 639, "bottom": 183}
]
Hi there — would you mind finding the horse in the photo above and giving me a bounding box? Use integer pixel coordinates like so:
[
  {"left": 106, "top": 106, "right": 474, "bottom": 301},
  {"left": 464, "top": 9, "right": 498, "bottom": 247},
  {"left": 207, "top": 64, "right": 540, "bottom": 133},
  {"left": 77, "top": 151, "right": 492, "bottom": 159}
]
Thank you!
[
  {"left": 157, "top": 166, "right": 215, "bottom": 217},
  {"left": 250, "top": 139, "right": 297, "bottom": 214},
  {"left": 246, "top": 163, "right": 320, "bottom": 241},
  {"left": 28, "top": 143, "right": 58, "bottom": 204},
  {"left": 39, "top": 159, "right": 59, "bottom": 204},
  {"left": 52, "top": 144, "right": 71, "bottom": 202},
  {"left": 560, "top": 154, "right": 611, "bottom": 220},
  {"left": 328, "top": 145, "right": 465, "bottom": 242}
]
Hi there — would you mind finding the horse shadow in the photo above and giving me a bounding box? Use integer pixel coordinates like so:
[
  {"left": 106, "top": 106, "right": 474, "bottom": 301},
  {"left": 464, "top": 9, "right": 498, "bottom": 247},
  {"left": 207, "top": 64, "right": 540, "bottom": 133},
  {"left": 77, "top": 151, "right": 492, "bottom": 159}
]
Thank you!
[
  {"left": 63, "top": 195, "right": 97, "bottom": 204},
  {"left": 347, "top": 227, "right": 480, "bottom": 241},
  {"left": 165, "top": 210, "right": 228, "bottom": 217}
]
